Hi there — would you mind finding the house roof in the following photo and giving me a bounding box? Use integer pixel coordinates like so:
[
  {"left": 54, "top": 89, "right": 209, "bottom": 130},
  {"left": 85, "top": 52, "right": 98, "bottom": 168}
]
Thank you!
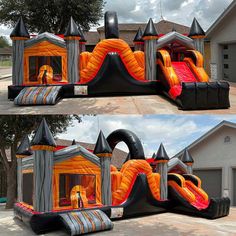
[
  {"left": 173, "top": 120, "right": 236, "bottom": 159},
  {"left": 84, "top": 31, "right": 100, "bottom": 45},
  {"left": 94, "top": 20, "right": 190, "bottom": 47},
  {"left": 0, "top": 47, "right": 12, "bottom": 55},
  {"left": 55, "top": 138, "right": 127, "bottom": 168},
  {"left": 97, "top": 20, "right": 190, "bottom": 35},
  {"left": 206, "top": 0, "right": 236, "bottom": 38}
]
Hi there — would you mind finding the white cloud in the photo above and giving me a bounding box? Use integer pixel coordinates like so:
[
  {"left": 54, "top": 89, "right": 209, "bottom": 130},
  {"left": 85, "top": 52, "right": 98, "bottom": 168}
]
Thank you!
[{"left": 57, "top": 115, "right": 233, "bottom": 159}]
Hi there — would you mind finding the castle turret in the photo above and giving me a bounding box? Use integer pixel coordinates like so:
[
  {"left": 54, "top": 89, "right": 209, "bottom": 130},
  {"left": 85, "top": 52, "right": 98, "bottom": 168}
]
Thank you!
[
  {"left": 181, "top": 149, "right": 194, "bottom": 174},
  {"left": 133, "top": 27, "right": 144, "bottom": 51},
  {"left": 10, "top": 17, "right": 30, "bottom": 85},
  {"left": 64, "top": 17, "right": 81, "bottom": 83},
  {"left": 94, "top": 131, "right": 112, "bottom": 205},
  {"left": 31, "top": 118, "right": 56, "bottom": 212},
  {"left": 154, "top": 143, "right": 169, "bottom": 200},
  {"left": 188, "top": 18, "right": 205, "bottom": 54},
  {"left": 16, "top": 135, "right": 32, "bottom": 202},
  {"left": 143, "top": 18, "right": 158, "bottom": 81}
]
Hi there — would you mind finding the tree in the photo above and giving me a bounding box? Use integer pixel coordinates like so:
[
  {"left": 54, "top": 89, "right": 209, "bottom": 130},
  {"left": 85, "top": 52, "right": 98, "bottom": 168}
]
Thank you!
[
  {"left": 0, "top": 115, "right": 81, "bottom": 209},
  {"left": 0, "top": 36, "right": 10, "bottom": 48},
  {"left": 0, "top": 0, "right": 104, "bottom": 34}
]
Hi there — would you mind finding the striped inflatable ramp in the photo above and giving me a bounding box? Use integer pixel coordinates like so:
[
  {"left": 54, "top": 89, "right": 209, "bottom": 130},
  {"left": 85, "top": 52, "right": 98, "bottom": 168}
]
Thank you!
[
  {"left": 59, "top": 210, "right": 114, "bottom": 236},
  {"left": 14, "top": 86, "right": 63, "bottom": 105}
]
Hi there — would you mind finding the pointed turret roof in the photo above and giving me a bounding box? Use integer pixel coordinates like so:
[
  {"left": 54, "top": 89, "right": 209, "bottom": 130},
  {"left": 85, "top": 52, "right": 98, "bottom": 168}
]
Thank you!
[
  {"left": 16, "top": 135, "right": 32, "bottom": 157},
  {"left": 64, "top": 16, "right": 80, "bottom": 37},
  {"left": 133, "top": 27, "right": 144, "bottom": 42},
  {"left": 152, "top": 152, "right": 156, "bottom": 158},
  {"left": 31, "top": 118, "right": 56, "bottom": 147},
  {"left": 93, "top": 131, "right": 112, "bottom": 155},
  {"left": 155, "top": 143, "right": 169, "bottom": 161},
  {"left": 143, "top": 18, "right": 158, "bottom": 38},
  {"left": 71, "top": 139, "right": 76, "bottom": 145},
  {"left": 181, "top": 149, "right": 194, "bottom": 163},
  {"left": 188, "top": 18, "right": 205, "bottom": 38},
  {"left": 10, "top": 17, "right": 30, "bottom": 38}
]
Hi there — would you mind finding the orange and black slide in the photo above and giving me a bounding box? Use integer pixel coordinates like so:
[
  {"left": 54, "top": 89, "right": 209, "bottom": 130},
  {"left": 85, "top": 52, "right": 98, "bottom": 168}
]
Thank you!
[{"left": 167, "top": 173, "right": 230, "bottom": 219}]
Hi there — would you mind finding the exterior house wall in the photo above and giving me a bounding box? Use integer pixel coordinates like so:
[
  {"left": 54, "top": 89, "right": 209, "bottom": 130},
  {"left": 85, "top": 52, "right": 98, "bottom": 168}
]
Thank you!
[
  {"left": 208, "top": 9, "right": 236, "bottom": 80},
  {"left": 189, "top": 126, "right": 236, "bottom": 203}
]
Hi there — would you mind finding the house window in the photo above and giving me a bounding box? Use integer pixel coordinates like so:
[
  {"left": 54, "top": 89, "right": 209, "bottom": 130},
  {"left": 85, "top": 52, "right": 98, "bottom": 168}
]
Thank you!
[
  {"left": 22, "top": 173, "right": 33, "bottom": 206},
  {"left": 224, "top": 136, "right": 230, "bottom": 143},
  {"left": 29, "top": 56, "right": 62, "bottom": 82},
  {"left": 59, "top": 174, "right": 96, "bottom": 207},
  {"left": 224, "top": 64, "right": 229, "bottom": 69},
  {"left": 224, "top": 54, "right": 229, "bottom": 59},
  {"left": 223, "top": 45, "right": 228, "bottom": 50}
]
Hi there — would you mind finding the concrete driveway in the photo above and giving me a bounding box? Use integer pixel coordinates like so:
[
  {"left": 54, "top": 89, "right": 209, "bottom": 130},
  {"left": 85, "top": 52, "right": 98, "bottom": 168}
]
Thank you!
[
  {"left": 0, "top": 206, "right": 236, "bottom": 236},
  {"left": 1, "top": 76, "right": 236, "bottom": 114}
]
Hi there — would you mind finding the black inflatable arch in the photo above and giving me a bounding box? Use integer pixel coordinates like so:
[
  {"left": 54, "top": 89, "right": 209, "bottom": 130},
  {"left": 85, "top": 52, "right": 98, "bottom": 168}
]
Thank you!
[
  {"left": 106, "top": 129, "right": 145, "bottom": 160},
  {"left": 104, "top": 11, "right": 119, "bottom": 39}
]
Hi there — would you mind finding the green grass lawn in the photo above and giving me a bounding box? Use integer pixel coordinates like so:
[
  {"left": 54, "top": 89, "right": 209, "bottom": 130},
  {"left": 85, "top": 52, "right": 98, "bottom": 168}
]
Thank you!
[{"left": 0, "top": 60, "right": 12, "bottom": 67}]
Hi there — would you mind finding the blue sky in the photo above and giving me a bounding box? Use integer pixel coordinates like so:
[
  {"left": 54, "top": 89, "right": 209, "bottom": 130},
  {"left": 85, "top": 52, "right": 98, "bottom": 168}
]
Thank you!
[{"left": 58, "top": 115, "right": 236, "bottom": 158}]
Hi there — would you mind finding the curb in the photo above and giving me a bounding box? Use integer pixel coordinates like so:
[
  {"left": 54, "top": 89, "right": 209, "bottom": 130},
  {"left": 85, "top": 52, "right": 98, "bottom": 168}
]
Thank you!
[{"left": 0, "top": 74, "right": 12, "bottom": 80}]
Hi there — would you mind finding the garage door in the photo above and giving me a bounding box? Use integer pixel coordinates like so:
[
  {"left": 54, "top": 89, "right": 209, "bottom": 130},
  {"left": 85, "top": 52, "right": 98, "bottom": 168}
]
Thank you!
[
  {"left": 233, "top": 169, "right": 236, "bottom": 206},
  {"left": 193, "top": 169, "right": 222, "bottom": 198},
  {"left": 222, "top": 43, "right": 236, "bottom": 82}
]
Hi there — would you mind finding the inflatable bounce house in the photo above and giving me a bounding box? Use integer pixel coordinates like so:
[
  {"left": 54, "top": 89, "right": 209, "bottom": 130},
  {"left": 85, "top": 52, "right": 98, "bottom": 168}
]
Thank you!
[
  {"left": 8, "top": 12, "right": 230, "bottom": 110},
  {"left": 14, "top": 119, "right": 230, "bottom": 235}
]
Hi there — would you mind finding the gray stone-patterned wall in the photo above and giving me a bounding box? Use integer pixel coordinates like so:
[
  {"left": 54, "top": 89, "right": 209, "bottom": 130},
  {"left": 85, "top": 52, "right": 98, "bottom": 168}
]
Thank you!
[
  {"left": 144, "top": 40, "right": 156, "bottom": 81},
  {"left": 187, "top": 165, "right": 193, "bottom": 174},
  {"left": 12, "top": 40, "right": 25, "bottom": 85},
  {"left": 17, "top": 158, "right": 23, "bottom": 202},
  {"left": 156, "top": 162, "right": 168, "bottom": 200},
  {"left": 33, "top": 150, "right": 53, "bottom": 212},
  {"left": 193, "top": 38, "right": 204, "bottom": 55},
  {"left": 100, "top": 157, "right": 112, "bottom": 205},
  {"left": 66, "top": 40, "right": 80, "bottom": 83}
]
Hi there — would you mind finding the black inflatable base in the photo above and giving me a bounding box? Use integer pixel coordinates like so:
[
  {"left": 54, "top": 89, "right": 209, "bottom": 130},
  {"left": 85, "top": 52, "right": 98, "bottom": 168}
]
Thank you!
[
  {"left": 14, "top": 174, "right": 168, "bottom": 235},
  {"left": 176, "top": 81, "right": 230, "bottom": 110},
  {"left": 168, "top": 187, "right": 230, "bottom": 219}
]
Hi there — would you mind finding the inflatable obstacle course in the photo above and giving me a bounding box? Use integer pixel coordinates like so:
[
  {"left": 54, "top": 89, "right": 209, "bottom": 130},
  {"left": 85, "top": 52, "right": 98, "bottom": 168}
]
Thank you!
[
  {"left": 8, "top": 11, "right": 230, "bottom": 109},
  {"left": 14, "top": 119, "right": 230, "bottom": 235}
]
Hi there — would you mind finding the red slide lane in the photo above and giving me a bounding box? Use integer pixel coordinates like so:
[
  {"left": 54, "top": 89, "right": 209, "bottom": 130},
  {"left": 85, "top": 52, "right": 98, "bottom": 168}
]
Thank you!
[
  {"left": 186, "top": 183, "right": 209, "bottom": 210},
  {"left": 172, "top": 62, "right": 197, "bottom": 83}
]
